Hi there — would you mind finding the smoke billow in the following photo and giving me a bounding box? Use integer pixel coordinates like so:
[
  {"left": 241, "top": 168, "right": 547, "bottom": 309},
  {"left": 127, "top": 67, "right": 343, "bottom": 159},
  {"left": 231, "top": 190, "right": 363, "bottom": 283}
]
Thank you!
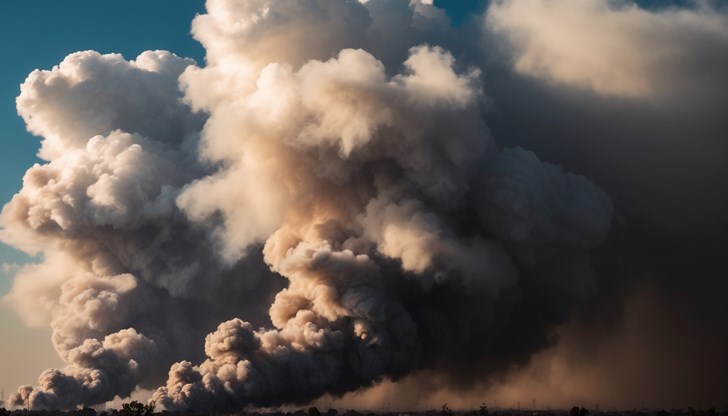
[
  {"left": 1, "top": 0, "right": 617, "bottom": 411},
  {"left": 486, "top": 0, "right": 728, "bottom": 99}
]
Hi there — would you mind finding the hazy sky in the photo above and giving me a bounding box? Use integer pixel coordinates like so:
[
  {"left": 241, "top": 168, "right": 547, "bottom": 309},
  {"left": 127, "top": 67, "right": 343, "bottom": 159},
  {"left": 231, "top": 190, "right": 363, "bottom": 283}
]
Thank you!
[{"left": 1, "top": 0, "right": 726, "bottom": 411}]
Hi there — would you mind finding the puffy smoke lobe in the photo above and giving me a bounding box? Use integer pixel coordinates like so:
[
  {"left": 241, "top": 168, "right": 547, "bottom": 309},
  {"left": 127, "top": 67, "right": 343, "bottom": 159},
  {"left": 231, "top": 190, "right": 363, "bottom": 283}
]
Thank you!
[
  {"left": 2, "top": 49, "right": 284, "bottom": 409},
  {"left": 486, "top": 0, "right": 728, "bottom": 98},
  {"left": 2, "top": 0, "right": 613, "bottom": 411},
  {"left": 476, "top": 147, "right": 613, "bottom": 265}
]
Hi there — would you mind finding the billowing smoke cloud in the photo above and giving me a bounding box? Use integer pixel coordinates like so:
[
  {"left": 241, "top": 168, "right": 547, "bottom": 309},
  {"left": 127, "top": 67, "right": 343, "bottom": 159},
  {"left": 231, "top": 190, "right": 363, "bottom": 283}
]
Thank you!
[
  {"left": 2, "top": 49, "right": 284, "bottom": 409},
  {"left": 486, "top": 0, "right": 728, "bottom": 98},
  {"left": 0, "top": 0, "right": 617, "bottom": 411}
]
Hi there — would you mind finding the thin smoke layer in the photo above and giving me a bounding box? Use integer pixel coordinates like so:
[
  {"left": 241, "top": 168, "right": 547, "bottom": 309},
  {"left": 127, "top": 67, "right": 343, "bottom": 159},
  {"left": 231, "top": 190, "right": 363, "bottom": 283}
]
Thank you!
[{"left": 1, "top": 0, "right": 616, "bottom": 410}]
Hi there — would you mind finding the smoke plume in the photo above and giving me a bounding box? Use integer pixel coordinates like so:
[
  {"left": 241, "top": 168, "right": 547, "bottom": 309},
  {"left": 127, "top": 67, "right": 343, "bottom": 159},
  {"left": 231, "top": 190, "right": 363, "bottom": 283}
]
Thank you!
[{"left": 1, "top": 0, "right": 618, "bottom": 411}]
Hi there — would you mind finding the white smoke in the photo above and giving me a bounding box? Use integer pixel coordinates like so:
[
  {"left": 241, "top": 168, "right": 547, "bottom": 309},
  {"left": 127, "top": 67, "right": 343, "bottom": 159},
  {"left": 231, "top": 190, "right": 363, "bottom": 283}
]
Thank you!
[
  {"left": 486, "top": 0, "right": 728, "bottom": 98},
  {"left": 2, "top": 48, "right": 282, "bottom": 409},
  {"left": 2, "top": 0, "right": 614, "bottom": 411}
]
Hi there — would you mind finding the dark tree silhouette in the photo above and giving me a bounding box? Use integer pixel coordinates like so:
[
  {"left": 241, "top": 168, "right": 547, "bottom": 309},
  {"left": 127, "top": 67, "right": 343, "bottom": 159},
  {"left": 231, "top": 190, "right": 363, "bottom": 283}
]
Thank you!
[
  {"left": 75, "top": 407, "right": 96, "bottom": 416},
  {"left": 119, "top": 401, "right": 154, "bottom": 416}
]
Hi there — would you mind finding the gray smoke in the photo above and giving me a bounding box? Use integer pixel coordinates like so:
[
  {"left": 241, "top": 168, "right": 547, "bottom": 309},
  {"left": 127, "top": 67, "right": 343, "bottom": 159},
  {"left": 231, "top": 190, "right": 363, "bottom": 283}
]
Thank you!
[{"left": 2, "top": 0, "right": 617, "bottom": 411}]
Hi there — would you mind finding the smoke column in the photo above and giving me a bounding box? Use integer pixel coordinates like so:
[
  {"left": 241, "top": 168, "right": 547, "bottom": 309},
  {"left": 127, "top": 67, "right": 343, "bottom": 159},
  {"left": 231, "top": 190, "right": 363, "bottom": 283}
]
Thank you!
[{"left": 2, "top": 0, "right": 614, "bottom": 410}]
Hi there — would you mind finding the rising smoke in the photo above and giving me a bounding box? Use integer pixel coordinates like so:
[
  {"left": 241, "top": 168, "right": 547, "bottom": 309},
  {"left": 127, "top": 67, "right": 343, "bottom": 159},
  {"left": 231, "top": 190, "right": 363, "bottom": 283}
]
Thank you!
[{"left": 0, "top": 0, "right": 619, "bottom": 411}]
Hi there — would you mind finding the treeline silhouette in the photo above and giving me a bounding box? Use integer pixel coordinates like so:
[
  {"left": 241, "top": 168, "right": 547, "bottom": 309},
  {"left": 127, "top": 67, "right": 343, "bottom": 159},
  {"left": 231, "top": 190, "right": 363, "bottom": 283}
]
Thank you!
[{"left": 1, "top": 402, "right": 727, "bottom": 416}]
